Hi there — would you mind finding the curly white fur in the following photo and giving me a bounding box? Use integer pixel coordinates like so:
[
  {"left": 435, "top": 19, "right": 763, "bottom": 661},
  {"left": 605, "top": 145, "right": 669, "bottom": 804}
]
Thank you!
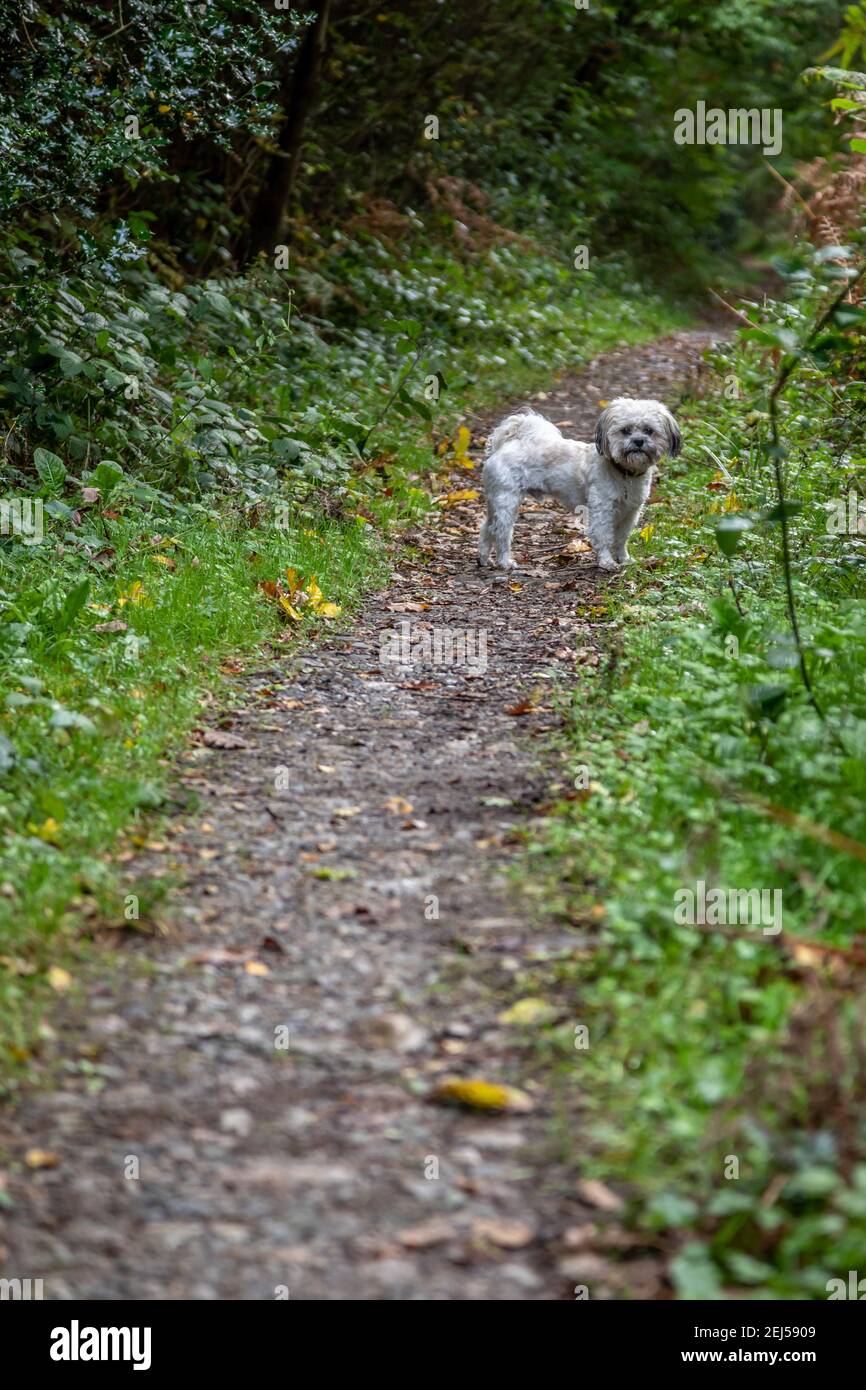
[{"left": 478, "top": 398, "right": 682, "bottom": 572}]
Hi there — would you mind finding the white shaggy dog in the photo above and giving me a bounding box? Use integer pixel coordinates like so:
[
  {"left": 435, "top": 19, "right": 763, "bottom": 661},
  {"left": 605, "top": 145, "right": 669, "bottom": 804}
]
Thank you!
[{"left": 478, "top": 398, "right": 682, "bottom": 572}]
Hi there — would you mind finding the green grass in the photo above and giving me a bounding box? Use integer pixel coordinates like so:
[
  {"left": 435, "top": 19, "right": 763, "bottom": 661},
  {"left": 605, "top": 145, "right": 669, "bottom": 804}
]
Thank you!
[
  {"left": 0, "top": 225, "right": 688, "bottom": 1092},
  {"left": 512, "top": 276, "right": 866, "bottom": 1298}
]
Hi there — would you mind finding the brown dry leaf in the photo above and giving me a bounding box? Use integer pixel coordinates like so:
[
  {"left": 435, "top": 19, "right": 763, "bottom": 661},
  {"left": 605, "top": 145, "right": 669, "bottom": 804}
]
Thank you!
[
  {"left": 332, "top": 805, "right": 363, "bottom": 819},
  {"left": 576, "top": 1178, "right": 623, "bottom": 1212},
  {"left": 397, "top": 1219, "right": 455, "bottom": 1249},
  {"left": 25, "top": 1148, "right": 59, "bottom": 1170},
  {"left": 504, "top": 698, "right": 538, "bottom": 717},
  {"left": 201, "top": 728, "right": 248, "bottom": 749},
  {"left": 188, "top": 948, "right": 256, "bottom": 967},
  {"left": 384, "top": 600, "right": 429, "bottom": 613},
  {"left": 0, "top": 955, "right": 38, "bottom": 976},
  {"left": 92, "top": 619, "right": 128, "bottom": 634},
  {"left": 785, "top": 935, "right": 866, "bottom": 978},
  {"left": 384, "top": 796, "right": 413, "bottom": 815},
  {"left": 471, "top": 1218, "right": 535, "bottom": 1249}
]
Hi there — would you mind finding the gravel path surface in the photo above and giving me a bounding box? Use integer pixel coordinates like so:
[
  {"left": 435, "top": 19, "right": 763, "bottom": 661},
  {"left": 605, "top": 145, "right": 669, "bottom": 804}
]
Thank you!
[{"left": 0, "top": 328, "right": 717, "bottom": 1300}]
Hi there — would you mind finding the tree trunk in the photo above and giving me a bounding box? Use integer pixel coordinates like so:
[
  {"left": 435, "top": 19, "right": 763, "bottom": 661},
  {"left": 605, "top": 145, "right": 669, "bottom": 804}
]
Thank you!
[{"left": 245, "top": 0, "right": 333, "bottom": 261}]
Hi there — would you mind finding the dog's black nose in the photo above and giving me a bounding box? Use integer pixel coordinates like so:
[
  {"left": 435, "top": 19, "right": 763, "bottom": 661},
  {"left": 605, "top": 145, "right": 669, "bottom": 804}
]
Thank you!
[{"left": 630, "top": 436, "right": 646, "bottom": 449}]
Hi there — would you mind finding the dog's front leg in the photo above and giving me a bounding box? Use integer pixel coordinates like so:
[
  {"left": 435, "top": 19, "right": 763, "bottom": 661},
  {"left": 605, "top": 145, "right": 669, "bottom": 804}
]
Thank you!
[
  {"left": 587, "top": 490, "right": 618, "bottom": 572},
  {"left": 613, "top": 504, "right": 644, "bottom": 566}
]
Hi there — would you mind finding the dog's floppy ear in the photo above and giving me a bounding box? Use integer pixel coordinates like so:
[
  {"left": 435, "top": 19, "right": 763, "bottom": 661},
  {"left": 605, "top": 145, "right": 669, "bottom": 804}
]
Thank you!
[
  {"left": 662, "top": 407, "right": 682, "bottom": 458},
  {"left": 595, "top": 405, "right": 613, "bottom": 458}
]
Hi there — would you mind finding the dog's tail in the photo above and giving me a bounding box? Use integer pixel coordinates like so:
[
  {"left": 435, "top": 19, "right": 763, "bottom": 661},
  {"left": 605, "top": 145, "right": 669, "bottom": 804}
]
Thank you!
[{"left": 483, "top": 409, "right": 545, "bottom": 460}]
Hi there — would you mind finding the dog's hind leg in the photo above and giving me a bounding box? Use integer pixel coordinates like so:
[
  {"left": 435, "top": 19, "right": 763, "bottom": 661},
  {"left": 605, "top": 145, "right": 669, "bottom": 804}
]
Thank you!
[
  {"left": 489, "top": 489, "right": 521, "bottom": 570},
  {"left": 477, "top": 501, "right": 494, "bottom": 567}
]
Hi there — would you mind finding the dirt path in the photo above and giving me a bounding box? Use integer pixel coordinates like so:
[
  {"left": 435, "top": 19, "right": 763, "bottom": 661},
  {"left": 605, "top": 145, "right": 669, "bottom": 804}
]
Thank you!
[{"left": 0, "top": 329, "right": 716, "bottom": 1300}]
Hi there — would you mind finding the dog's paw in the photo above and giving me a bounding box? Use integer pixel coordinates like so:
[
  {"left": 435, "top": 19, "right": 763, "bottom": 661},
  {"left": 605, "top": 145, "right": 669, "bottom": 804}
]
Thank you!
[{"left": 596, "top": 555, "right": 620, "bottom": 573}]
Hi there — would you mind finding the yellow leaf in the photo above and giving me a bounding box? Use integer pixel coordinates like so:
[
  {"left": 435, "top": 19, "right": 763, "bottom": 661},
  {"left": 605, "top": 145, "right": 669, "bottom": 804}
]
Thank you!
[
  {"left": 158, "top": 103, "right": 171, "bottom": 113},
  {"left": 25, "top": 1148, "right": 59, "bottom": 1169},
  {"left": 284, "top": 567, "right": 303, "bottom": 596},
  {"left": 118, "top": 580, "right": 148, "bottom": 608},
  {"left": 639, "top": 523, "right": 654, "bottom": 543},
  {"left": 432, "top": 1077, "right": 535, "bottom": 1113},
  {"left": 453, "top": 425, "right": 473, "bottom": 467},
  {"left": 317, "top": 602, "right": 341, "bottom": 618},
  {"left": 723, "top": 491, "right": 741, "bottom": 512},
  {"left": 244, "top": 960, "right": 269, "bottom": 977},
  {"left": 439, "top": 488, "right": 479, "bottom": 507},
  {"left": 498, "top": 997, "right": 557, "bottom": 1027},
  {"left": 47, "top": 966, "right": 72, "bottom": 993},
  {"left": 277, "top": 595, "right": 302, "bottom": 621},
  {"left": 305, "top": 576, "right": 325, "bottom": 606}
]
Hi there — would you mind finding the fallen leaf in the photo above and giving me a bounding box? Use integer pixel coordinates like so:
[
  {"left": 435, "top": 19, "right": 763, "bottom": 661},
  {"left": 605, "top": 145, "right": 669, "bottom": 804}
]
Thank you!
[
  {"left": 438, "top": 488, "right": 479, "bottom": 507},
  {"left": 397, "top": 1219, "right": 455, "bottom": 1249},
  {"left": 47, "top": 966, "right": 72, "bottom": 993},
  {"left": 384, "top": 796, "right": 413, "bottom": 815},
  {"left": 244, "top": 960, "right": 270, "bottom": 977},
  {"left": 188, "top": 948, "right": 256, "bottom": 967},
  {"left": 504, "top": 699, "right": 537, "bottom": 717},
  {"left": 431, "top": 1077, "right": 535, "bottom": 1113},
  {"left": 201, "top": 728, "right": 248, "bottom": 749},
  {"left": 0, "top": 955, "right": 37, "bottom": 976},
  {"left": 118, "top": 580, "right": 148, "bottom": 608},
  {"left": 576, "top": 1178, "right": 623, "bottom": 1213},
  {"left": 498, "top": 997, "right": 557, "bottom": 1027},
  {"left": 471, "top": 1218, "right": 535, "bottom": 1249},
  {"left": 25, "top": 1148, "right": 59, "bottom": 1170}
]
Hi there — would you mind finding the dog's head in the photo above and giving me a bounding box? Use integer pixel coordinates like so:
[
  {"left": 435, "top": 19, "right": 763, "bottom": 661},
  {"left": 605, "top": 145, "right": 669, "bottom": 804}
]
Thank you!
[{"left": 594, "top": 397, "right": 682, "bottom": 475}]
